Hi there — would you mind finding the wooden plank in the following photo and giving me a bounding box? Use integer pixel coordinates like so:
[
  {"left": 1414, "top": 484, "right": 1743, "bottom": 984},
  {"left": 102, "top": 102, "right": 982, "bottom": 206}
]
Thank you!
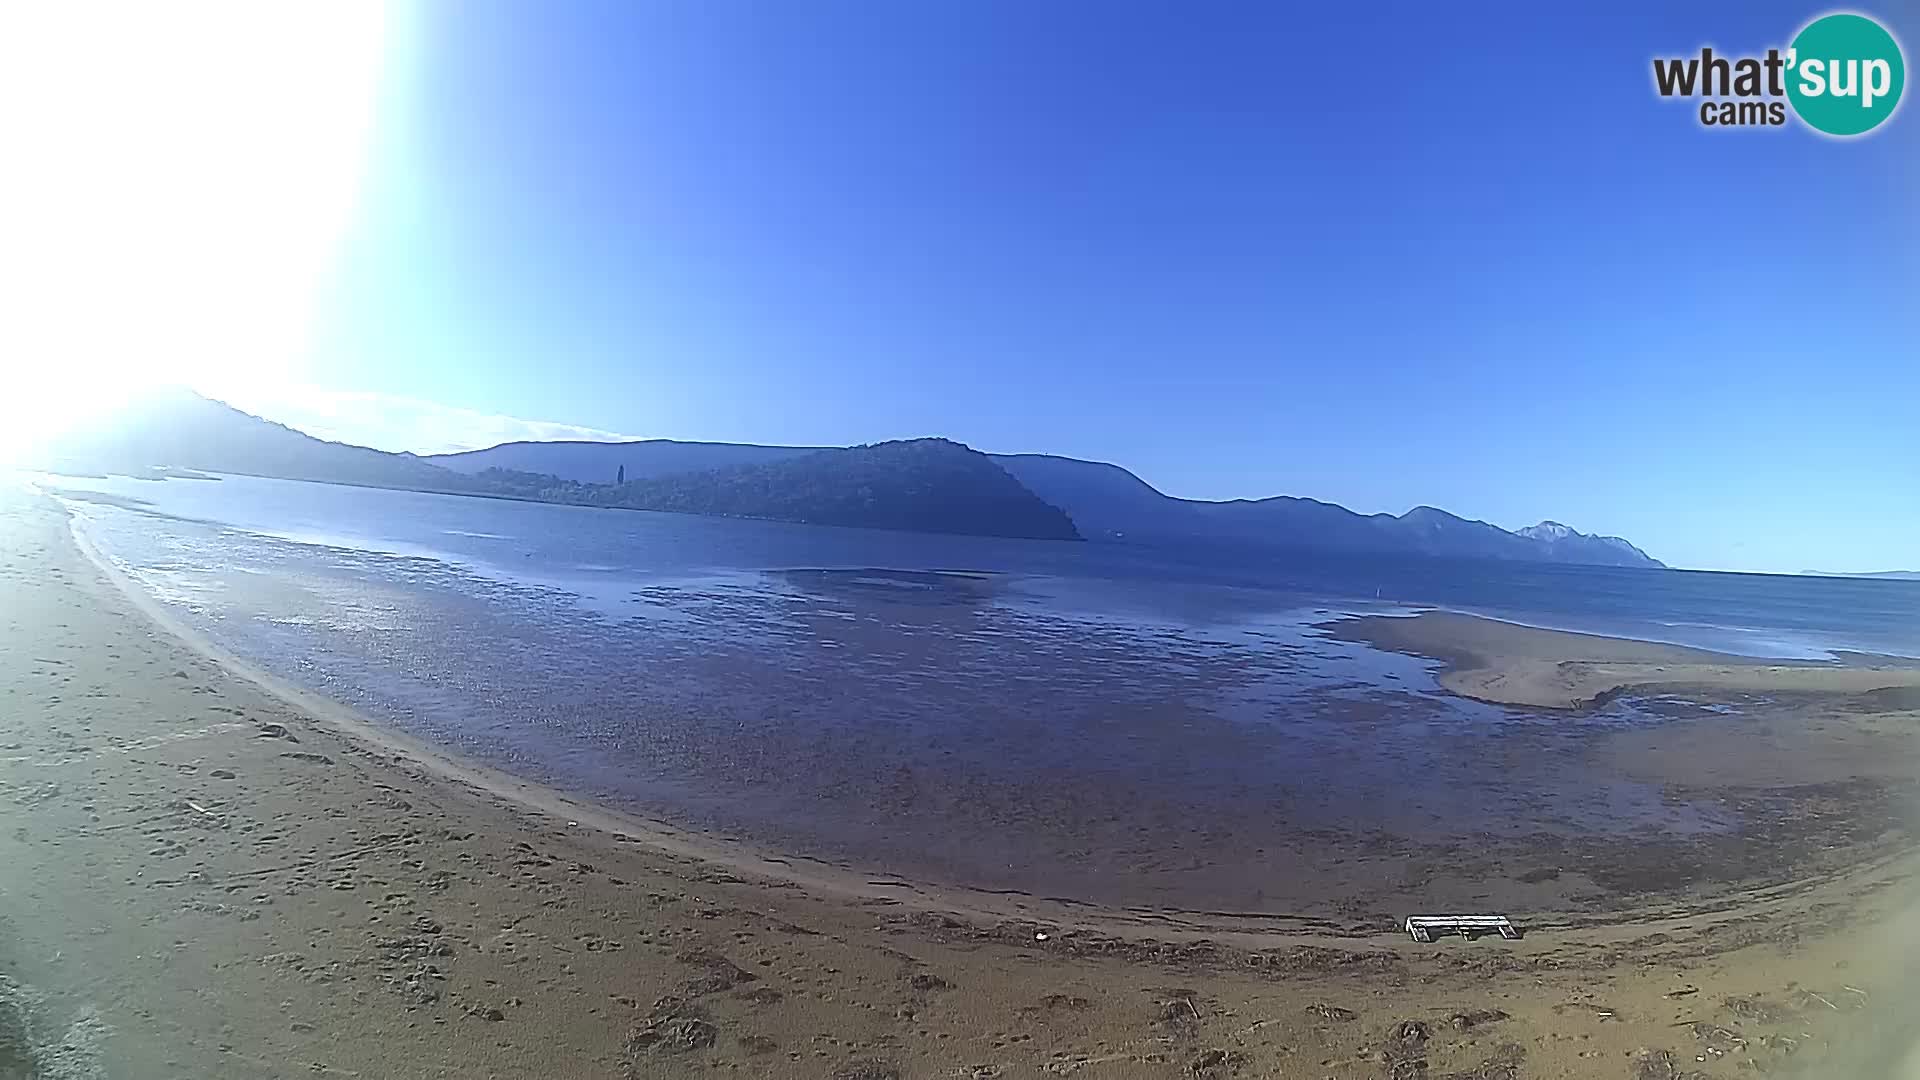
[{"left": 1403, "top": 915, "right": 1518, "bottom": 942}]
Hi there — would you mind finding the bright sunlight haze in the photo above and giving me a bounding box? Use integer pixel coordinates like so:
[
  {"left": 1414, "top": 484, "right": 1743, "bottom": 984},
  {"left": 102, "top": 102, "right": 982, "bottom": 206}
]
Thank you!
[{"left": 0, "top": 2, "right": 389, "bottom": 460}]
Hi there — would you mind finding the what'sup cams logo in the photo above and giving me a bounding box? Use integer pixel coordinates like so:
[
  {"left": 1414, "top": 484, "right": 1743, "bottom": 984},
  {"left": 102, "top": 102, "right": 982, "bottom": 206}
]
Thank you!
[{"left": 1653, "top": 11, "right": 1906, "bottom": 136}]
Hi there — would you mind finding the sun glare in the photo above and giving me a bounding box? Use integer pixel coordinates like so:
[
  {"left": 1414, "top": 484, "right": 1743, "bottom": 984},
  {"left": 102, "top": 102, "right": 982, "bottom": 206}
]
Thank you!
[{"left": 0, "top": 2, "right": 391, "bottom": 462}]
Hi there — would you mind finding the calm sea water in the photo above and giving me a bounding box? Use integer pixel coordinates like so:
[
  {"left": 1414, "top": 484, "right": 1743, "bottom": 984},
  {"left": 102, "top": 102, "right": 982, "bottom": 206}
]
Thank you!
[{"left": 36, "top": 472, "right": 1920, "bottom": 910}]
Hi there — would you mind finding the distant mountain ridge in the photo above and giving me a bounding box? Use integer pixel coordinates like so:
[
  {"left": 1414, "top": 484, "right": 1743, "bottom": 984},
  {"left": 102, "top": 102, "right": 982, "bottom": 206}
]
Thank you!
[
  {"left": 31, "top": 392, "right": 1075, "bottom": 542},
  {"left": 1516, "top": 520, "right": 1659, "bottom": 568},
  {"left": 433, "top": 437, "right": 1661, "bottom": 567},
  {"left": 429, "top": 439, "right": 824, "bottom": 484},
  {"left": 992, "top": 454, "right": 1662, "bottom": 567},
  {"left": 471, "top": 439, "right": 1081, "bottom": 540},
  {"left": 39, "top": 390, "right": 1661, "bottom": 565},
  {"left": 36, "top": 388, "right": 466, "bottom": 493}
]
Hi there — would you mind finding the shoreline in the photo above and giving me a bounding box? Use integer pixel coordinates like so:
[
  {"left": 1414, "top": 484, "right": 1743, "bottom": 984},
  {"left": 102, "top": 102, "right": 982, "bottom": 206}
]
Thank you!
[
  {"left": 9, "top": 488, "right": 1920, "bottom": 1075},
  {"left": 32, "top": 465, "right": 1090, "bottom": 544},
  {"left": 64, "top": 496, "right": 1439, "bottom": 946},
  {"left": 62, "top": 497, "right": 1920, "bottom": 937},
  {"left": 68, "top": 508, "right": 1220, "bottom": 942},
  {"left": 1323, "top": 609, "right": 1920, "bottom": 710}
]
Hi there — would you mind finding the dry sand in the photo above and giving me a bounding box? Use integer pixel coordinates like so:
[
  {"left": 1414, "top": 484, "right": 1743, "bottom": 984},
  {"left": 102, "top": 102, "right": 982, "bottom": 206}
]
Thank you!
[
  {"left": 1325, "top": 611, "right": 1920, "bottom": 711},
  {"left": 7, "top": 487, "right": 1920, "bottom": 1078}
]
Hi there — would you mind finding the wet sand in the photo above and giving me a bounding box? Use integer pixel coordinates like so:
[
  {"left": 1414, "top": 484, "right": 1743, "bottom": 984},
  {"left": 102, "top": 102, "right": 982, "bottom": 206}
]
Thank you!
[
  {"left": 1326, "top": 610, "right": 1920, "bottom": 710},
  {"left": 8, "top": 488, "right": 1920, "bottom": 1078}
]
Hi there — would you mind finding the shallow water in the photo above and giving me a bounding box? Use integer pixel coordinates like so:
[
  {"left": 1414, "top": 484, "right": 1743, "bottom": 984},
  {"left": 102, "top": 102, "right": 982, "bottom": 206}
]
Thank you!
[{"left": 40, "top": 472, "right": 1914, "bottom": 909}]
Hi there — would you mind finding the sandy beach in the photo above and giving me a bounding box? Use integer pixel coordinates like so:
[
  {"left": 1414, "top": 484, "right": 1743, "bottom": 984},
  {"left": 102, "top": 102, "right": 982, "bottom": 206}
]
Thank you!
[
  {"left": 1326, "top": 611, "right": 1920, "bottom": 711},
  {"left": 7, "top": 487, "right": 1920, "bottom": 1079}
]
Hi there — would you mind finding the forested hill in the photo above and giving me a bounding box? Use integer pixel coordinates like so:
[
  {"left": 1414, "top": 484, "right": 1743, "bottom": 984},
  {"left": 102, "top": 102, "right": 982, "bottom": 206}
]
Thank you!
[
  {"left": 32, "top": 391, "right": 1664, "bottom": 561},
  {"left": 433, "top": 434, "right": 1662, "bottom": 567},
  {"left": 477, "top": 438, "right": 1083, "bottom": 540},
  {"left": 32, "top": 393, "right": 1082, "bottom": 542},
  {"left": 33, "top": 387, "right": 462, "bottom": 492}
]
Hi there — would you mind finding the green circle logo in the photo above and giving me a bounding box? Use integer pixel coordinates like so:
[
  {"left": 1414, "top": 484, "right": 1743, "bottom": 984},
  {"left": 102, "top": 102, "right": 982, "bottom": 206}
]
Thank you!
[{"left": 1786, "top": 13, "right": 1906, "bottom": 136}]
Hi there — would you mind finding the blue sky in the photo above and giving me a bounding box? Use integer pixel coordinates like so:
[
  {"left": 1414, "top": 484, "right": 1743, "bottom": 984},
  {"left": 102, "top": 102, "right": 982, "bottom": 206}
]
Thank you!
[{"left": 277, "top": 1, "right": 1916, "bottom": 574}]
